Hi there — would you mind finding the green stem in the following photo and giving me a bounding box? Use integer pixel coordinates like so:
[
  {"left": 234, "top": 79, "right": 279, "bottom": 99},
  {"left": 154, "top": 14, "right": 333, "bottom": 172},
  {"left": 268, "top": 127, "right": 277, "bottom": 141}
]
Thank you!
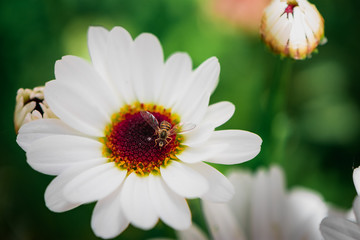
[{"left": 261, "top": 58, "right": 293, "bottom": 165}]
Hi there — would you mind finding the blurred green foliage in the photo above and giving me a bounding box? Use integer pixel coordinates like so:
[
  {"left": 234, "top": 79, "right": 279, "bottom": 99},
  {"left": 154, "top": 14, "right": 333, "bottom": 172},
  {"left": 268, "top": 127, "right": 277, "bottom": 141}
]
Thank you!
[{"left": 1, "top": 0, "right": 359, "bottom": 239}]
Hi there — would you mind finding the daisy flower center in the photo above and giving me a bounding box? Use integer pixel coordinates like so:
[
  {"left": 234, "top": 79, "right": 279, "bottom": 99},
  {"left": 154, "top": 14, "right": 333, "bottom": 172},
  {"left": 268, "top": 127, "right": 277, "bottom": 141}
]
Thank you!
[{"left": 102, "top": 103, "right": 184, "bottom": 176}]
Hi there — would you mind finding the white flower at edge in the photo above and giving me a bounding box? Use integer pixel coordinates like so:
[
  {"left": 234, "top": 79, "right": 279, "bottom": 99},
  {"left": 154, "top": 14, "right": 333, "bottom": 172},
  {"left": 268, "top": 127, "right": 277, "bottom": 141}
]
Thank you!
[
  {"left": 16, "top": 26, "right": 262, "bottom": 239},
  {"left": 178, "top": 165, "right": 328, "bottom": 240},
  {"left": 320, "top": 167, "right": 360, "bottom": 240},
  {"left": 14, "top": 87, "right": 56, "bottom": 133},
  {"left": 260, "top": 0, "right": 325, "bottom": 60}
]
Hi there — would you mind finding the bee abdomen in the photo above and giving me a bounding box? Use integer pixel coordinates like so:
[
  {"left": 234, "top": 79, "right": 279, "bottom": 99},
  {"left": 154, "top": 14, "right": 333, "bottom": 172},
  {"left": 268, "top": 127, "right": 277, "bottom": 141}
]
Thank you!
[{"left": 160, "top": 121, "right": 172, "bottom": 131}]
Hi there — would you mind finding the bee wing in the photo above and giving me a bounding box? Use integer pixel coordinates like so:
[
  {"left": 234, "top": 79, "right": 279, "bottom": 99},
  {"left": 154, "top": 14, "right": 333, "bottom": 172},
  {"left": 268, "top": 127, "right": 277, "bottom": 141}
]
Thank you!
[
  {"left": 169, "top": 122, "right": 196, "bottom": 136},
  {"left": 140, "top": 111, "right": 159, "bottom": 131}
]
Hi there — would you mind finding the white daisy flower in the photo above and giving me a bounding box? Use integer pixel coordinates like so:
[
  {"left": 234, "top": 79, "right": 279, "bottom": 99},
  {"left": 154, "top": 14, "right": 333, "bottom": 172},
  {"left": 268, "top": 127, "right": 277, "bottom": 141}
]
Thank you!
[
  {"left": 14, "top": 87, "right": 56, "bottom": 134},
  {"left": 16, "top": 26, "right": 262, "bottom": 239},
  {"left": 260, "top": 0, "right": 325, "bottom": 59},
  {"left": 320, "top": 167, "right": 360, "bottom": 240},
  {"left": 179, "top": 165, "right": 328, "bottom": 240}
]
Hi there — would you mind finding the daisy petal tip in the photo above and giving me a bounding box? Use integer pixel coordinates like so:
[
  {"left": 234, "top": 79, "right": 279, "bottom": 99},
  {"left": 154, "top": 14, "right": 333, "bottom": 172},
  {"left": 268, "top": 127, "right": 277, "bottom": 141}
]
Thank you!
[
  {"left": 88, "top": 25, "right": 106, "bottom": 32},
  {"left": 207, "top": 57, "right": 220, "bottom": 70},
  {"left": 353, "top": 167, "right": 360, "bottom": 195},
  {"left": 135, "top": 32, "right": 161, "bottom": 46},
  {"left": 110, "top": 26, "right": 131, "bottom": 37},
  {"left": 193, "top": 163, "right": 235, "bottom": 203},
  {"left": 91, "top": 222, "right": 129, "bottom": 240},
  {"left": 44, "top": 79, "right": 55, "bottom": 89},
  {"left": 251, "top": 131, "right": 263, "bottom": 143},
  {"left": 208, "top": 56, "right": 219, "bottom": 63},
  {"left": 16, "top": 133, "right": 29, "bottom": 151},
  {"left": 161, "top": 162, "right": 209, "bottom": 199},
  {"left": 91, "top": 216, "right": 129, "bottom": 240},
  {"left": 57, "top": 55, "right": 74, "bottom": 63}
]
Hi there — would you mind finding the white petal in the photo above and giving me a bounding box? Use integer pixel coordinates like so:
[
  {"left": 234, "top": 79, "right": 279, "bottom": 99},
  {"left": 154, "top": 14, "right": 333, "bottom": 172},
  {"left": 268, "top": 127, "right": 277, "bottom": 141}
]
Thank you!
[
  {"left": 156, "top": 52, "right": 193, "bottom": 108},
  {"left": 271, "top": 14, "right": 292, "bottom": 48},
  {"left": 161, "top": 161, "right": 209, "bottom": 199},
  {"left": 87, "top": 26, "right": 110, "bottom": 81},
  {"left": 250, "top": 167, "right": 286, "bottom": 240},
  {"left": 227, "top": 170, "right": 253, "bottom": 230},
  {"left": 121, "top": 173, "right": 158, "bottom": 229},
  {"left": 26, "top": 135, "right": 103, "bottom": 175},
  {"left": 283, "top": 188, "right": 328, "bottom": 240},
  {"left": 202, "top": 201, "right": 246, "bottom": 240},
  {"left": 63, "top": 162, "right": 126, "bottom": 203},
  {"left": 17, "top": 119, "right": 83, "bottom": 152},
  {"left": 353, "top": 197, "right": 360, "bottom": 224},
  {"left": 301, "top": 13, "right": 316, "bottom": 46},
  {"left": 268, "top": 166, "right": 286, "bottom": 224},
  {"left": 176, "top": 143, "right": 227, "bottom": 164},
  {"left": 205, "top": 130, "right": 262, "bottom": 165},
  {"left": 303, "top": 4, "right": 322, "bottom": 37},
  {"left": 91, "top": 186, "right": 130, "bottom": 239},
  {"left": 191, "top": 162, "right": 234, "bottom": 203},
  {"left": 107, "top": 27, "right": 136, "bottom": 104},
  {"left": 353, "top": 167, "right": 360, "bottom": 196},
  {"left": 172, "top": 57, "right": 219, "bottom": 124},
  {"left": 187, "top": 93, "right": 212, "bottom": 125},
  {"left": 45, "top": 158, "right": 106, "bottom": 212},
  {"left": 47, "top": 56, "right": 119, "bottom": 136},
  {"left": 182, "top": 123, "right": 214, "bottom": 147},
  {"left": 131, "top": 33, "right": 164, "bottom": 103},
  {"left": 45, "top": 82, "right": 105, "bottom": 137},
  {"left": 320, "top": 217, "right": 360, "bottom": 240},
  {"left": 176, "top": 224, "right": 208, "bottom": 240},
  {"left": 176, "top": 57, "right": 219, "bottom": 103},
  {"left": 250, "top": 169, "right": 273, "bottom": 240},
  {"left": 202, "top": 102, "right": 235, "bottom": 128},
  {"left": 289, "top": 8, "right": 307, "bottom": 55},
  {"left": 265, "top": 2, "right": 287, "bottom": 33},
  {"left": 54, "top": 56, "right": 119, "bottom": 111},
  {"left": 275, "top": 16, "right": 292, "bottom": 49},
  {"left": 148, "top": 174, "right": 191, "bottom": 230}
]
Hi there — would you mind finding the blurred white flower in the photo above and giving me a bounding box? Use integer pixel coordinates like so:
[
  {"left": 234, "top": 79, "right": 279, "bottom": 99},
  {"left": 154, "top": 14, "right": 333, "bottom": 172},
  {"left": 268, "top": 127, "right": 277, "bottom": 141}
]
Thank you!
[
  {"left": 320, "top": 167, "right": 360, "bottom": 240},
  {"left": 179, "top": 165, "right": 328, "bottom": 240},
  {"left": 260, "top": 0, "right": 325, "bottom": 59},
  {"left": 16, "top": 26, "right": 262, "bottom": 239},
  {"left": 14, "top": 87, "right": 56, "bottom": 134}
]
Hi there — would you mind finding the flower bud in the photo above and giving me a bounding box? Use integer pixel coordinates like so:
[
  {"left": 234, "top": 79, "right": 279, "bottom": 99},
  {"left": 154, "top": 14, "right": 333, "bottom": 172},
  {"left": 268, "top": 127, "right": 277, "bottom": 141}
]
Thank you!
[
  {"left": 260, "top": 0, "right": 325, "bottom": 59},
  {"left": 14, "top": 87, "right": 56, "bottom": 133}
]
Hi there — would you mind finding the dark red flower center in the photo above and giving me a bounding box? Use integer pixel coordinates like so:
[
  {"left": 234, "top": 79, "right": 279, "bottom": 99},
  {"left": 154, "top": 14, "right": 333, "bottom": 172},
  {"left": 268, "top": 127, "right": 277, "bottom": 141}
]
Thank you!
[{"left": 102, "top": 103, "right": 184, "bottom": 176}]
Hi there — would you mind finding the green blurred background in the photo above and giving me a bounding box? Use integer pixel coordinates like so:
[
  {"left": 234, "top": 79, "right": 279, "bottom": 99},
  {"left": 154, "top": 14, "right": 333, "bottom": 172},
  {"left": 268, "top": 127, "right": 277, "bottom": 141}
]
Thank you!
[{"left": 1, "top": 0, "right": 359, "bottom": 239}]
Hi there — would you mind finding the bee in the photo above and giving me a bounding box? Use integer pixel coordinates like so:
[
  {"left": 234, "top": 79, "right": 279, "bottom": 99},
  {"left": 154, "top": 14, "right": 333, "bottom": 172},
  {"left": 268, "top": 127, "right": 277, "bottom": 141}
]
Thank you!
[{"left": 140, "top": 111, "right": 196, "bottom": 147}]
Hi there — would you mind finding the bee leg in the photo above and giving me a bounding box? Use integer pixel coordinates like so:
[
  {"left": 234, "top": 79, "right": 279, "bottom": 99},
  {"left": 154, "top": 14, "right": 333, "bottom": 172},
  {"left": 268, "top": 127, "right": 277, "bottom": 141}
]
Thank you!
[
  {"left": 154, "top": 138, "right": 159, "bottom": 147},
  {"left": 164, "top": 137, "right": 172, "bottom": 147}
]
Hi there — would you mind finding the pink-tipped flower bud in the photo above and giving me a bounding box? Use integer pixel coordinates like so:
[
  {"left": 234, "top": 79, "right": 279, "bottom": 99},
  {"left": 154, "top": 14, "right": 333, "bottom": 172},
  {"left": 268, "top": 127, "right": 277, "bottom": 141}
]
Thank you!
[{"left": 260, "top": 0, "right": 326, "bottom": 59}]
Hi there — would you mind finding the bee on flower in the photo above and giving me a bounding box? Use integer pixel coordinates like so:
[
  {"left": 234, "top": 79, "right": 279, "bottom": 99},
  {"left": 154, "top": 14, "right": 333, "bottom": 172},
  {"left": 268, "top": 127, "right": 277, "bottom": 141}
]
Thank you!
[{"left": 16, "top": 26, "right": 262, "bottom": 239}]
